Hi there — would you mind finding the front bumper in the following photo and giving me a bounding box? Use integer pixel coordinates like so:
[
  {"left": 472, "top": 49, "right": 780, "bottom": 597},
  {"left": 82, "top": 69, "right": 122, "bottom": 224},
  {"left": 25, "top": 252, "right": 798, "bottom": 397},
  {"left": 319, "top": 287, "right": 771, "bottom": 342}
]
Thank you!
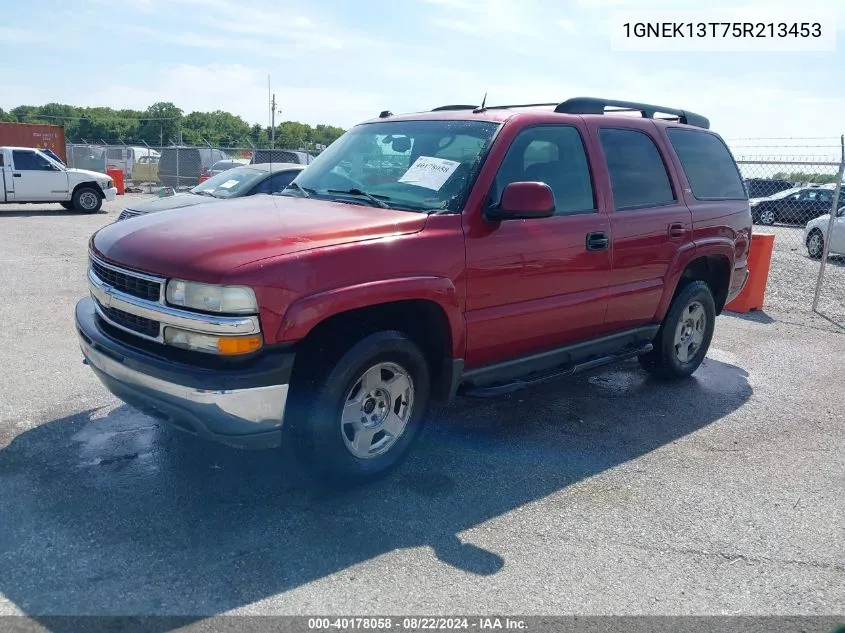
[
  {"left": 103, "top": 186, "right": 118, "bottom": 201},
  {"left": 75, "top": 297, "right": 294, "bottom": 449}
]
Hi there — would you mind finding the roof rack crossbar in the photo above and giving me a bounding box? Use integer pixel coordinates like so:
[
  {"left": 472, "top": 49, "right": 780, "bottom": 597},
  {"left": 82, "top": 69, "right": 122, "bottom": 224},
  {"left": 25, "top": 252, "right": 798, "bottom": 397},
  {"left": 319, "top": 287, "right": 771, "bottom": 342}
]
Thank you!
[{"left": 554, "top": 97, "right": 710, "bottom": 129}]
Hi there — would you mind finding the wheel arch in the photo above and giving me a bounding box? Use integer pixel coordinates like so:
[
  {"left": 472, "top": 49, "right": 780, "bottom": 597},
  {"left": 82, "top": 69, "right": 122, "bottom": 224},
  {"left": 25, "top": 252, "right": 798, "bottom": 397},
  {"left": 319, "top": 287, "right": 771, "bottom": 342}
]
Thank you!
[
  {"left": 280, "top": 277, "right": 464, "bottom": 402},
  {"left": 660, "top": 246, "right": 733, "bottom": 318}
]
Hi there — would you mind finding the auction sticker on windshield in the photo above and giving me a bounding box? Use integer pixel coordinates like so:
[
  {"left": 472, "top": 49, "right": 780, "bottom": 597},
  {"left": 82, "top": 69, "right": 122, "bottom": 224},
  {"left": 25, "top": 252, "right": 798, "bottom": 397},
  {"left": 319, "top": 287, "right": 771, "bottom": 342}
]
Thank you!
[
  {"left": 218, "top": 180, "right": 239, "bottom": 189},
  {"left": 398, "top": 156, "right": 460, "bottom": 190}
]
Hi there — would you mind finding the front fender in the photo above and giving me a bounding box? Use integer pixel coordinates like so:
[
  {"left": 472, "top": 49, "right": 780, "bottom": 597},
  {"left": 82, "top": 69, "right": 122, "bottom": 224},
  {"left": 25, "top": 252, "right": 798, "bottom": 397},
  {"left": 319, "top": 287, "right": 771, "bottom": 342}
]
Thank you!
[{"left": 277, "top": 276, "right": 465, "bottom": 358}]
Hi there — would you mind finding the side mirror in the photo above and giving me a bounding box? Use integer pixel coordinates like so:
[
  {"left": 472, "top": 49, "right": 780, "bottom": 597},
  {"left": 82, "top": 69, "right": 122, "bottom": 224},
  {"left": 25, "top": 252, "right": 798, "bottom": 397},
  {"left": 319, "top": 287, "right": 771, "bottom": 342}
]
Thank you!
[{"left": 486, "top": 181, "right": 555, "bottom": 221}]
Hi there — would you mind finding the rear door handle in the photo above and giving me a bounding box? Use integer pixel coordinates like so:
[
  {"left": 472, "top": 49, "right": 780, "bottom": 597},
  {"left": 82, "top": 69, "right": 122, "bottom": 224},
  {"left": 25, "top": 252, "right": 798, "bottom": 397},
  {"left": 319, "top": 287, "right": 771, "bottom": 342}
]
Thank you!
[
  {"left": 13, "top": 173, "right": 21, "bottom": 178},
  {"left": 668, "top": 222, "right": 686, "bottom": 239},
  {"left": 586, "top": 231, "right": 610, "bottom": 251}
]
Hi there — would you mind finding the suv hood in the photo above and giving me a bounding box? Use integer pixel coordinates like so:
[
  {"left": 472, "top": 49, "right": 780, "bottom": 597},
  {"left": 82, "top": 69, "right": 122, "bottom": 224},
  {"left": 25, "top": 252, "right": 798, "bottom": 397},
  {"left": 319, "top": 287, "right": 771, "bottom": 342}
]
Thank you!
[
  {"left": 122, "top": 192, "right": 215, "bottom": 215},
  {"left": 69, "top": 168, "right": 111, "bottom": 181},
  {"left": 91, "top": 195, "right": 429, "bottom": 282}
]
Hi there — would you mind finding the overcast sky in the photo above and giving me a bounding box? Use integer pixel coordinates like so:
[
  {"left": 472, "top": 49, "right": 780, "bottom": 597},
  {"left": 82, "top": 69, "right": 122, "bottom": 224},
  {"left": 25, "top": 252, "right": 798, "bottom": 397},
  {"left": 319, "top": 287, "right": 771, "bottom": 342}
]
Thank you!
[{"left": 1, "top": 0, "right": 843, "bottom": 153}]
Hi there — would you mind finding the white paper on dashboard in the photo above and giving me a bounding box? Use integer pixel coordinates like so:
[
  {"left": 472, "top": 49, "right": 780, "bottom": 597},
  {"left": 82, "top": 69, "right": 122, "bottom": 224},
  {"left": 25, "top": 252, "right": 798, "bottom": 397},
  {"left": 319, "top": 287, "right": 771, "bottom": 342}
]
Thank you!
[{"left": 398, "top": 156, "right": 461, "bottom": 190}]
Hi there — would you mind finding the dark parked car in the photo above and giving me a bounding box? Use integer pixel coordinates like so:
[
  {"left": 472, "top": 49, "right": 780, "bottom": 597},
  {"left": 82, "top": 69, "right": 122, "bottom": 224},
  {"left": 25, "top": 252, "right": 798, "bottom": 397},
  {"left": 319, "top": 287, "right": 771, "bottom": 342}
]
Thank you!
[
  {"left": 744, "top": 178, "right": 795, "bottom": 199},
  {"left": 250, "top": 149, "right": 314, "bottom": 165},
  {"left": 158, "top": 147, "right": 230, "bottom": 188},
  {"left": 116, "top": 162, "right": 306, "bottom": 221},
  {"left": 750, "top": 185, "right": 841, "bottom": 226}
]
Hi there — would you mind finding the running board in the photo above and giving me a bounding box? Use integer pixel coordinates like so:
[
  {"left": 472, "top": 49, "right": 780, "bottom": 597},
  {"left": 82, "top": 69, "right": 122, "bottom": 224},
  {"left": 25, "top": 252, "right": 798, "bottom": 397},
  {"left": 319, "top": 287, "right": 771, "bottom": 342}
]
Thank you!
[{"left": 457, "top": 343, "right": 653, "bottom": 398}]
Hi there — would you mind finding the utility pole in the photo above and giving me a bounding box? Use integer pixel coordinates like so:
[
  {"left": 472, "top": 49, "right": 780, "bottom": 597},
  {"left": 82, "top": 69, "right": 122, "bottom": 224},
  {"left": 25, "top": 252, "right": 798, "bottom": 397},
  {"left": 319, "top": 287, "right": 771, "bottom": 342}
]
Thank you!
[{"left": 270, "top": 92, "right": 276, "bottom": 150}]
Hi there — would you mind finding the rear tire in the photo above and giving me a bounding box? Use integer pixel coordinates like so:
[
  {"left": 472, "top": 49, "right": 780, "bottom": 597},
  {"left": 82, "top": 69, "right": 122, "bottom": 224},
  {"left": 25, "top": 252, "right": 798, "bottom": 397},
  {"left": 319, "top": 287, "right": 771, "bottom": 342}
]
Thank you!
[
  {"left": 806, "top": 229, "right": 824, "bottom": 259},
  {"left": 72, "top": 187, "right": 102, "bottom": 213},
  {"left": 758, "top": 208, "right": 776, "bottom": 226},
  {"left": 60, "top": 201, "right": 74, "bottom": 210},
  {"left": 287, "top": 330, "right": 431, "bottom": 486},
  {"left": 638, "top": 280, "right": 716, "bottom": 380}
]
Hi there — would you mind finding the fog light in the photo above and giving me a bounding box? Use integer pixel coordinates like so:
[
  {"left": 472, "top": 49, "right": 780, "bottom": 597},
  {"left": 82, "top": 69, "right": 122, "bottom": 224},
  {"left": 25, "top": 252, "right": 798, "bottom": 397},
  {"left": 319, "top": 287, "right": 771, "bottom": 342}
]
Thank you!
[{"left": 164, "top": 327, "right": 262, "bottom": 355}]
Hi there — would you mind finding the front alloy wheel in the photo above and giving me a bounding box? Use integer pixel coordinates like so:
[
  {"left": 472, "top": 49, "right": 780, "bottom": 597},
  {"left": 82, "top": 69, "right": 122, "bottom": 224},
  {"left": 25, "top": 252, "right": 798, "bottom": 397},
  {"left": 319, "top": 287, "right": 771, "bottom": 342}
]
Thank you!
[
  {"left": 288, "top": 330, "right": 431, "bottom": 485},
  {"left": 341, "top": 362, "right": 414, "bottom": 459}
]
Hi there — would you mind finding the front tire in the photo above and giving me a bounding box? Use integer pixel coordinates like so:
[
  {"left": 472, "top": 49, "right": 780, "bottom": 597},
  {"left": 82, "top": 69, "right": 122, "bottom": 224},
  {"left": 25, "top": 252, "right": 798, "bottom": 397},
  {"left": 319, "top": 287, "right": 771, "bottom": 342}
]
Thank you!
[
  {"left": 806, "top": 229, "right": 824, "bottom": 259},
  {"left": 638, "top": 280, "right": 716, "bottom": 380},
  {"left": 288, "top": 330, "right": 431, "bottom": 485},
  {"left": 72, "top": 187, "right": 103, "bottom": 213}
]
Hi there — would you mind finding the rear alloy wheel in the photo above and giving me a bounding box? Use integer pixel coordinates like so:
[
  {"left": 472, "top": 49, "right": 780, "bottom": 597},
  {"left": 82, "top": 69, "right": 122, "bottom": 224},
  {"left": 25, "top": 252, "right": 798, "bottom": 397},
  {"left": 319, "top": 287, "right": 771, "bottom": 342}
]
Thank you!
[
  {"left": 288, "top": 330, "right": 430, "bottom": 485},
  {"left": 806, "top": 229, "right": 824, "bottom": 259},
  {"left": 638, "top": 280, "right": 716, "bottom": 380},
  {"left": 758, "top": 208, "right": 776, "bottom": 225},
  {"left": 72, "top": 187, "right": 103, "bottom": 213}
]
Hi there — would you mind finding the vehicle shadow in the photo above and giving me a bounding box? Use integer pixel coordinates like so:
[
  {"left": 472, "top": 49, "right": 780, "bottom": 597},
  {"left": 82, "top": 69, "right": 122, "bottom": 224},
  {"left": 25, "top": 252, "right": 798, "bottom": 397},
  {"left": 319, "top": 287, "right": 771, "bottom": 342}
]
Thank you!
[
  {"left": 0, "top": 357, "right": 752, "bottom": 631},
  {"left": 0, "top": 208, "right": 106, "bottom": 217},
  {"left": 722, "top": 309, "right": 776, "bottom": 325}
]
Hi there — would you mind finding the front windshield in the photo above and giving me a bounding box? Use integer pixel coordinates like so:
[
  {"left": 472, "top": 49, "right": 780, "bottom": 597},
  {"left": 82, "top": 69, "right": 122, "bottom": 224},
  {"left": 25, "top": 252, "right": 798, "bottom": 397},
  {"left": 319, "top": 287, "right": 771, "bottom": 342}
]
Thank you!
[
  {"left": 190, "top": 166, "right": 267, "bottom": 198},
  {"left": 38, "top": 151, "right": 65, "bottom": 170},
  {"left": 285, "top": 119, "right": 501, "bottom": 212}
]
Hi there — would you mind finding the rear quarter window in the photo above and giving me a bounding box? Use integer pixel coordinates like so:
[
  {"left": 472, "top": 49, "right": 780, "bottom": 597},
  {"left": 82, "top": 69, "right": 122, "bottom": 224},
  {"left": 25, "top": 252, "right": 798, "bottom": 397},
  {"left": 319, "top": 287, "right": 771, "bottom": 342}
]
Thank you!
[{"left": 666, "top": 128, "right": 747, "bottom": 200}]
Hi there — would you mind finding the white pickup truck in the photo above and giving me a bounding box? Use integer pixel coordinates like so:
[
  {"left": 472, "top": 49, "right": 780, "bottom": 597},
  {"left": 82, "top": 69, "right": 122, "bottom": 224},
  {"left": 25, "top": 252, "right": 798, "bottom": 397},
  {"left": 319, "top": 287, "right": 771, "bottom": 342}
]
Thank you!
[{"left": 1, "top": 146, "right": 117, "bottom": 212}]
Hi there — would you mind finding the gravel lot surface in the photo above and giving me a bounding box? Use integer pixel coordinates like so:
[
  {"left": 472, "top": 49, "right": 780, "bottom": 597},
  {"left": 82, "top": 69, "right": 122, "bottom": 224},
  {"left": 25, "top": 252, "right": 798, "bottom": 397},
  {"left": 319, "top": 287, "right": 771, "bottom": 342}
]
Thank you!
[{"left": 0, "top": 199, "right": 842, "bottom": 622}]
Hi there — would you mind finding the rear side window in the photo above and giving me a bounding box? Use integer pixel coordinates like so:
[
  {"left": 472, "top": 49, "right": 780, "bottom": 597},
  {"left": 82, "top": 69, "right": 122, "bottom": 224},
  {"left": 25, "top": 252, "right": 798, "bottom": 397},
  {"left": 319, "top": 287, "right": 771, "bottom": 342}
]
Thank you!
[
  {"left": 667, "top": 128, "right": 747, "bottom": 200},
  {"left": 599, "top": 128, "right": 675, "bottom": 210}
]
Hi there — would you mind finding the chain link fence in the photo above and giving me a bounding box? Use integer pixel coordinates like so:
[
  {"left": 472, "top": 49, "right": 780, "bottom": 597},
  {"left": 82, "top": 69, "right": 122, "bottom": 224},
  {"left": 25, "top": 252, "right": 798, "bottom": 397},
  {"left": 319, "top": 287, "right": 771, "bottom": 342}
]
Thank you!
[
  {"left": 61, "top": 137, "right": 844, "bottom": 326},
  {"left": 731, "top": 137, "right": 844, "bottom": 327},
  {"left": 64, "top": 142, "right": 321, "bottom": 192}
]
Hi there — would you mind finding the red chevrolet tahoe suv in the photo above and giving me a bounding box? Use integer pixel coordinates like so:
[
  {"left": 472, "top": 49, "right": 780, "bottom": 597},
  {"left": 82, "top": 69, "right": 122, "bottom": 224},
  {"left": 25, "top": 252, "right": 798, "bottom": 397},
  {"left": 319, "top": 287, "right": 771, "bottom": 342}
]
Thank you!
[{"left": 75, "top": 97, "right": 752, "bottom": 484}]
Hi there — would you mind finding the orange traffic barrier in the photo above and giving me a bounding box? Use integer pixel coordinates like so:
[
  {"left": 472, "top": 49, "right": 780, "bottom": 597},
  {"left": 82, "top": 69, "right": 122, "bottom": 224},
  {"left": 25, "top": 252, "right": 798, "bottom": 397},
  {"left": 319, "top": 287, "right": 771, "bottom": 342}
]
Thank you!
[
  {"left": 725, "top": 233, "right": 775, "bottom": 313},
  {"left": 107, "top": 168, "right": 125, "bottom": 195}
]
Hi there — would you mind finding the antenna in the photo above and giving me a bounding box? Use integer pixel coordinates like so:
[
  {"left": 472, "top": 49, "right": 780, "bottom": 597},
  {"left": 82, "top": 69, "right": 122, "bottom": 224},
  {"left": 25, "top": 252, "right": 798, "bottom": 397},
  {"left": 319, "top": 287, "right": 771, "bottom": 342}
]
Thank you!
[{"left": 474, "top": 93, "right": 488, "bottom": 113}]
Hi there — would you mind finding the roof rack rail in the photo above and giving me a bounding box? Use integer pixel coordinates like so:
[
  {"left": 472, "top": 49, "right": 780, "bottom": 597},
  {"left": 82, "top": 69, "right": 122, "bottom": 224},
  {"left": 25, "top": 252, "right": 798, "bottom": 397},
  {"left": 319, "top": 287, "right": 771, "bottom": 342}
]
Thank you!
[
  {"left": 431, "top": 104, "right": 479, "bottom": 111},
  {"left": 477, "top": 102, "right": 559, "bottom": 111},
  {"left": 554, "top": 97, "right": 710, "bottom": 129}
]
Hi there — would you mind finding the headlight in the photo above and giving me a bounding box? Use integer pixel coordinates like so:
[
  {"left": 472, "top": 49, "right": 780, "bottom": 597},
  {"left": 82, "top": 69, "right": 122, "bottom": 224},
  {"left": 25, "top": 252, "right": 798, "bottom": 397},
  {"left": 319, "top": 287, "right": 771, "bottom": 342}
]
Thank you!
[
  {"left": 164, "top": 327, "right": 262, "bottom": 355},
  {"left": 166, "top": 279, "right": 258, "bottom": 314}
]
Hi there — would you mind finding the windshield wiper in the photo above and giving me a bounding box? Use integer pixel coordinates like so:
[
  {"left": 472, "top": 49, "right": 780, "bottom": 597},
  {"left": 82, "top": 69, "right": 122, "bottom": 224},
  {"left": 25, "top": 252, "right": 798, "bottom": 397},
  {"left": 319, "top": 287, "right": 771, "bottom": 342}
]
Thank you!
[
  {"left": 193, "top": 190, "right": 217, "bottom": 198},
  {"left": 285, "top": 182, "right": 317, "bottom": 198},
  {"left": 326, "top": 188, "right": 392, "bottom": 209}
]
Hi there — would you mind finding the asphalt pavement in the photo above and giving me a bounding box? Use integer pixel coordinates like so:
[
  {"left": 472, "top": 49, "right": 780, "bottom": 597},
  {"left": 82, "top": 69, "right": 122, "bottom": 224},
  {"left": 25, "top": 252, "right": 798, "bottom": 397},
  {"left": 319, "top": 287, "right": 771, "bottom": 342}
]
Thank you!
[{"left": 0, "top": 200, "right": 842, "bottom": 625}]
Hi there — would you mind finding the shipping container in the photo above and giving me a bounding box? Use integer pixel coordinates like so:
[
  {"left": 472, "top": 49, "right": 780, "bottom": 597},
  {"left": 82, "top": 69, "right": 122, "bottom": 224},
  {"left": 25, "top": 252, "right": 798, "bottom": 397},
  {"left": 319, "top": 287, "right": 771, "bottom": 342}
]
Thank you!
[{"left": 0, "top": 122, "right": 67, "bottom": 163}]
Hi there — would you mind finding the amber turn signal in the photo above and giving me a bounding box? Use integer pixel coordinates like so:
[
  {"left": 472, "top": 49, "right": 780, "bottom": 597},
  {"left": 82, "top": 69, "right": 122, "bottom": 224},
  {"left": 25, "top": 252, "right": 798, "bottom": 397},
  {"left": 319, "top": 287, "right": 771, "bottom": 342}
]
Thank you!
[{"left": 217, "top": 335, "right": 262, "bottom": 355}]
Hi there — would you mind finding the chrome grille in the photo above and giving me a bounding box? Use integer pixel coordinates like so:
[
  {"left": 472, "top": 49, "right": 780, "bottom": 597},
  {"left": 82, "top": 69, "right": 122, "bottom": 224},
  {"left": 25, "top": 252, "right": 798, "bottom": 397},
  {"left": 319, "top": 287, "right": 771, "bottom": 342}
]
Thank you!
[
  {"left": 90, "top": 257, "right": 161, "bottom": 302},
  {"left": 96, "top": 301, "right": 161, "bottom": 338}
]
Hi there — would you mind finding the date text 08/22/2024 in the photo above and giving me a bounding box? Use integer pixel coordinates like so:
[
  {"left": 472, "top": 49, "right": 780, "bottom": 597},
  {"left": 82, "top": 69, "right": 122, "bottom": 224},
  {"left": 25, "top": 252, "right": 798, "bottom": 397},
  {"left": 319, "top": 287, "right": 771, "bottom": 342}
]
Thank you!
[{"left": 307, "top": 617, "right": 528, "bottom": 630}]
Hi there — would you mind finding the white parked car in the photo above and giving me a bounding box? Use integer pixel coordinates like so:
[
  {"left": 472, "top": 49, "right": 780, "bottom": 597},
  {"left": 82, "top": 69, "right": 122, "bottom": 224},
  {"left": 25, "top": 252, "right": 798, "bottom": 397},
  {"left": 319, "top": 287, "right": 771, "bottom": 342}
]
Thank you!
[
  {"left": 1, "top": 146, "right": 117, "bottom": 212},
  {"left": 804, "top": 199, "right": 845, "bottom": 259}
]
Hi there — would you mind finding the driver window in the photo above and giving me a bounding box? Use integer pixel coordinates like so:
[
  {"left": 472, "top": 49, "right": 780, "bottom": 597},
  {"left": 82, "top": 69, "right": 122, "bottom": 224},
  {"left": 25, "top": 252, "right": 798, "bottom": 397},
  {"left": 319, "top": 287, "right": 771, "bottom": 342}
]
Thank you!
[
  {"left": 490, "top": 125, "right": 596, "bottom": 215},
  {"left": 12, "top": 150, "right": 52, "bottom": 170}
]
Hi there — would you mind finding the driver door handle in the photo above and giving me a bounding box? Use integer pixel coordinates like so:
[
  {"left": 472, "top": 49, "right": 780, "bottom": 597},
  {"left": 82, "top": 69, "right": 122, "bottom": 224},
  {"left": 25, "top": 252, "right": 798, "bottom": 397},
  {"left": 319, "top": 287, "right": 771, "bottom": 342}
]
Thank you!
[{"left": 586, "top": 231, "right": 610, "bottom": 251}]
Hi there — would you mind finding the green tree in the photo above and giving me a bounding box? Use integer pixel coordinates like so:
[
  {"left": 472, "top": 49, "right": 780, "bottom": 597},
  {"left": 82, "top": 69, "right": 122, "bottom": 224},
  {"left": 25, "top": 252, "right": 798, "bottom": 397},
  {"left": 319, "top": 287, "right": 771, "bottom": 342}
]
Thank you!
[
  {"left": 773, "top": 171, "right": 838, "bottom": 184},
  {"left": 138, "top": 102, "right": 183, "bottom": 145}
]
